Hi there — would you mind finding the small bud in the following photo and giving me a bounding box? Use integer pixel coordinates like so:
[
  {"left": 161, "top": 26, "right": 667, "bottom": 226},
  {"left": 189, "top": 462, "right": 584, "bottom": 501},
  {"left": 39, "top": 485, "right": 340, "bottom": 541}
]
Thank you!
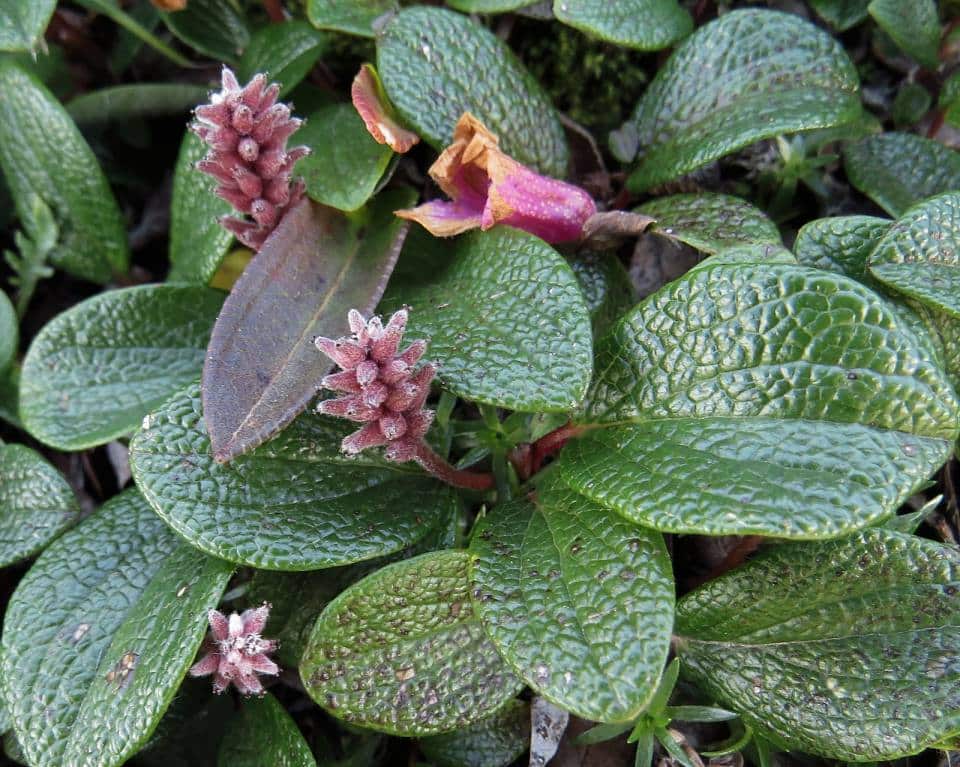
[
  {"left": 191, "top": 67, "right": 308, "bottom": 251},
  {"left": 316, "top": 309, "right": 436, "bottom": 463}
]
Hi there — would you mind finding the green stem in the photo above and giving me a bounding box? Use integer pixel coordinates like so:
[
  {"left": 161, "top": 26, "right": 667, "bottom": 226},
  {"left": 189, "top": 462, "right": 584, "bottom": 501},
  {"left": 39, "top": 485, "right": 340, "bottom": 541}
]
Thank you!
[
  {"left": 75, "top": 0, "right": 194, "bottom": 67},
  {"left": 492, "top": 450, "right": 512, "bottom": 501}
]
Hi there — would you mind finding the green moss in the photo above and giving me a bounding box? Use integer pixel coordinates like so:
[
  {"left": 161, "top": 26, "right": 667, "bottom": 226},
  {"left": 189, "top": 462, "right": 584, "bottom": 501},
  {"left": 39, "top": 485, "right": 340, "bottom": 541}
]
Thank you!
[{"left": 512, "top": 19, "right": 650, "bottom": 133}]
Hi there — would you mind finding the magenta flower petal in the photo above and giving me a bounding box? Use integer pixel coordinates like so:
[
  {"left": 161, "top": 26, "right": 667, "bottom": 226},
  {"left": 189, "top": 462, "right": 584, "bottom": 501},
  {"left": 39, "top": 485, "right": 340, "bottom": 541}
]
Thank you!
[
  {"left": 241, "top": 604, "right": 270, "bottom": 635},
  {"left": 396, "top": 113, "right": 596, "bottom": 243},
  {"left": 207, "top": 609, "right": 230, "bottom": 641},
  {"left": 189, "top": 652, "right": 220, "bottom": 677},
  {"left": 190, "top": 603, "right": 279, "bottom": 697}
]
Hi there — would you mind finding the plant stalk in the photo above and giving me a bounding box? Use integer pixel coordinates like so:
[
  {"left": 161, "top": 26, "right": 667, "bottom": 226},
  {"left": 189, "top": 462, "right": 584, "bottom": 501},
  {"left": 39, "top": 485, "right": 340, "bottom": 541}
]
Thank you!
[{"left": 414, "top": 441, "right": 494, "bottom": 491}]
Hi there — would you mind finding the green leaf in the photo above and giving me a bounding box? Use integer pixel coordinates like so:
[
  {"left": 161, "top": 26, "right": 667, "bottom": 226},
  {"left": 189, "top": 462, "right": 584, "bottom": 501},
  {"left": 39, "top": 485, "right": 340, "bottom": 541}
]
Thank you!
[
  {"left": 666, "top": 705, "right": 738, "bottom": 723},
  {"left": 135, "top": 686, "right": 232, "bottom": 767},
  {"left": 237, "top": 21, "right": 327, "bottom": 98},
  {"left": 793, "top": 214, "right": 891, "bottom": 281},
  {"left": 557, "top": 260, "right": 959, "bottom": 538},
  {"left": 418, "top": 699, "right": 529, "bottom": 767},
  {"left": 447, "top": 0, "right": 534, "bottom": 10},
  {"left": 66, "top": 83, "right": 209, "bottom": 124},
  {"left": 20, "top": 284, "right": 223, "bottom": 451},
  {"left": 568, "top": 252, "right": 635, "bottom": 339},
  {"left": 168, "top": 131, "right": 235, "bottom": 285},
  {"left": 470, "top": 475, "right": 674, "bottom": 722},
  {"left": 74, "top": 0, "right": 192, "bottom": 68},
  {"left": 247, "top": 570, "right": 355, "bottom": 666},
  {"left": 0, "top": 443, "right": 80, "bottom": 566},
  {"left": 636, "top": 193, "right": 781, "bottom": 255},
  {"left": 306, "top": 0, "right": 397, "bottom": 37},
  {"left": 130, "top": 382, "right": 458, "bottom": 570},
  {"left": 160, "top": 0, "right": 249, "bottom": 62},
  {"left": 301, "top": 550, "right": 522, "bottom": 736},
  {"left": 0, "top": 289, "right": 15, "bottom": 372},
  {"left": 1, "top": 489, "right": 233, "bottom": 767},
  {"left": 794, "top": 214, "right": 959, "bottom": 389},
  {"left": 892, "top": 82, "right": 932, "bottom": 128},
  {"left": 376, "top": 6, "right": 568, "bottom": 177},
  {"left": 868, "top": 0, "right": 940, "bottom": 69},
  {"left": 844, "top": 133, "right": 960, "bottom": 217},
  {"left": 0, "top": 364, "right": 20, "bottom": 428},
  {"left": 217, "top": 694, "right": 316, "bottom": 767},
  {"left": 675, "top": 527, "right": 960, "bottom": 760},
  {"left": 202, "top": 194, "right": 412, "bottom": 463},
  {"left": 0, "top": 676, "right": 8, "bottom": 735},
  {"left": 247, "top": 505, "right": 458, "bottom": 665},
  {"left": 0, "top": 0, "right": 54, "bottom": 51},
  {"left": 4, "top": 192, "right": 57, "bottom": 318},
  {"left": 626, "top": 9, "right": 860, "bottom": 193},
  {"left": 381, "top": 227, "right": 593, "bottom": 413},
  {"left": 809, "top": 0, "right": 871, "bottom": 31},
  {"left": 867, "top": 193, "right": 960, "bottom": 320},
  {"left": 0, "top": 60, "right": 129, "bottom": 284},
  {"left": 297, "top": 103, "right": 394, "bottom": 212},
  {"left": 553, "top": 0, "right": 692, "bottom": 51}
]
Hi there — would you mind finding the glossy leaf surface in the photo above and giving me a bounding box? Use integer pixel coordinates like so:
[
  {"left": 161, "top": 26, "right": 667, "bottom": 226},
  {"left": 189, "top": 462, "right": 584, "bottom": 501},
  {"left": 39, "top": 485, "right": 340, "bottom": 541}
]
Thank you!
[
  {"left": 376, "top": 7, "right": 568, "bottom": 176},
  {"left": 0, "top": 290, "right": 15, "bottom": 372},
  {"left": 381, "top": 228, "right": 593, "bottom": 413},
  {"left": 306, "top": 0, "right": 397, "bottom": 37},
  {"left": 168, "top": 131, "right": 235, "bottom": 284},
  {"left": 217, "top": 694, "right": 316, "bottom": 767},
  {"left": 0, "top": 61, "right": 128, "bottom": 283},
  {"left": 130, "top": 383, "right": 457, "bottom": 571},
  {"left": 237, "top": 21, "right": 326, "bottom": 97},
  {"left": 418, "top": 699, "right": 530, "bottom": 767},
  {"left": 301, "top": 551, "right": 522, "bottom": 736},
  {"left": 160, "top": 0, "right": 249, "bottom": 62},
  {"left": 867, "top": 193, "right": 960, "bottom": 319},
  {"left": 676, "top": 528, "right": 960, "bottom": 759},
  {"left": 297, "top": 103, "right": 394, "bottom": 212},
  {"left": 0, "top": 0, "right": 55, "bottom": 51},
  {"left": 553, "top": 0, "right": 691, "bottom": 50},
  {"left": 2, "top": 490, "right": 233, "bottom": 767},
  {"left": 0, "top": 443, "right": 79, "bottom": 566},
  {"left": 868, "top": 0, "right": 940, "bottom": 68},
  {"left": 627, "top": 10, "right": 860, "bottom": 192},
  {"left": 470, "top": 476, "right": 673, "bottom": 722},
  {"left": 637, "top": 193, "right": 781, "bottom": 254},
  {"left": 559, "top": 260, "right": 959, "bottom": 538},
  {"left": 20, "top": 284, "right": 223, "bottom": 450},
  {"left": 844, "top": 133, "right": 960, "bottom": 217}
]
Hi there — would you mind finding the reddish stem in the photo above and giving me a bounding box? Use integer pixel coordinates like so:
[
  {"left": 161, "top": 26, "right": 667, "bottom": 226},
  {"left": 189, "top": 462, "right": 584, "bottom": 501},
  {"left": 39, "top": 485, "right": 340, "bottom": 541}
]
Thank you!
[
  {"left": 262, "top": 0, "right": 285, "bottom": 22},
  {"left": 528, "top": 421, "right": 586, "bottom": 476},
  {"left": 414, "top": 442, "right": 494, "bottom": 492},
  {"left": 928, "top": 109, "right": 946, "bottom": 139}
]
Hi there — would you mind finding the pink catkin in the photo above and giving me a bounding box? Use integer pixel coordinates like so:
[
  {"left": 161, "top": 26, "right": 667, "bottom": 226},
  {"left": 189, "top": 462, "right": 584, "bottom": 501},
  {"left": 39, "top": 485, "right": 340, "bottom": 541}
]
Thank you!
[
  {"left": 315, "top": 309, "right": 436, "bottom": 463},
  {"left": 192, "top": 68, "right": 309, "bottom": 251},
  {"left": 190, "top": 604, "right": 279, "bottom": 696}
]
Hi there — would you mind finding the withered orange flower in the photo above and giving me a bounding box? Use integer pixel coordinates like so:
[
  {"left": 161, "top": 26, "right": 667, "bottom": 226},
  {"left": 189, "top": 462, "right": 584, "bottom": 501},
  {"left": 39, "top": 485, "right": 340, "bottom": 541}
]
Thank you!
[
  {"left": 351, "top": 64, "right": 420, "bottom": 154},
  {"left": 396, "top": 113, "right": 596, "bottom": 243}
]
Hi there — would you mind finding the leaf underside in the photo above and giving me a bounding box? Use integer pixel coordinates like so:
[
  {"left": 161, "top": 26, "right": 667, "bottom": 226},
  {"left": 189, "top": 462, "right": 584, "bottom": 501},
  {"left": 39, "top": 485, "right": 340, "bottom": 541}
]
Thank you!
[{"left": 201, "top": 192, "right": 413, "bottom": 463}]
